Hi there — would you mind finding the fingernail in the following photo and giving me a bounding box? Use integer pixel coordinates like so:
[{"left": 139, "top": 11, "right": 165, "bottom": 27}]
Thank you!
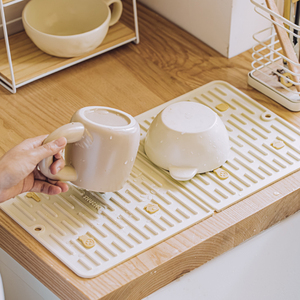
[{"left": 54, "top": 137, "right": 66, "bottom": 147}]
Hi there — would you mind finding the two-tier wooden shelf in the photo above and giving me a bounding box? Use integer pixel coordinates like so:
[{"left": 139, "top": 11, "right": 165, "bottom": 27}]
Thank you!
[{"left": 0, "top": 0, "right": 139, "bottom": 93}]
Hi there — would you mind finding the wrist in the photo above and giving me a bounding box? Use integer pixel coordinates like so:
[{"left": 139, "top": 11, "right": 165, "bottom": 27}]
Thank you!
[{"left": 0, "top": 188, "right": 10, "bottom": 203}]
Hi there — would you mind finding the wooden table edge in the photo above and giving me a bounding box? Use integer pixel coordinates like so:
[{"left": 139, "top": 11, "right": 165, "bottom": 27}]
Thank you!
[{"left": 0, "top": 169, "right": 299, "bottom": 299}]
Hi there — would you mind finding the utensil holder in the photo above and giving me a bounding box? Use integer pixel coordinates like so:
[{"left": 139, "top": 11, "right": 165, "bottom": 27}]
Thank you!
[
  {"left": 0, "top": 0, "right": 139, "bottom": 93},
  {"left": 248, "top": 0, "right": 300, "bottom": 111}
]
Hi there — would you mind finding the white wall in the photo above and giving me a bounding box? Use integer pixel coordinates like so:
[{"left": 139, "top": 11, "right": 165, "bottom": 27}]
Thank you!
[
  {"left": 0, "top": 248, "right": 59, "bottom": 300},
  {"left": 228, "top": 0, "right": 271, "bottom": 57},
  {"left": 138, "top": 0, "right": 271, "bottom": 58}
]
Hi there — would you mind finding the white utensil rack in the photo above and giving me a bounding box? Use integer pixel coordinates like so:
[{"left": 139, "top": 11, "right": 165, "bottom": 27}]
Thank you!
[
  {"left": 248, "top": 0, "right": 300, "bottom": 111},
  {"left": 0, "top": 0, "right": 139, "bottom": 93}
]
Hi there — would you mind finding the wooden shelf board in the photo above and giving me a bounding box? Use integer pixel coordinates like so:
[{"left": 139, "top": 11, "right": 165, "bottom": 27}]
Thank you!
[
  {"left": 2, "top": 0, "right": 22, "bottom": 6},
  {"left": 0, "top": 22, "right": 136, "bottom": 85}
]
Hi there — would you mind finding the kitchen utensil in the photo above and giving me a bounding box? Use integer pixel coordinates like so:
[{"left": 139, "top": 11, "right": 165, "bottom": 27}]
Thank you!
[
  {"left": 266, "top": 0, "right": 300, "bottom": 91},
  {"left": 293, "top": 0, "right": 300, "bottom": 46},
  {"left": 22, "top": 0, "right": 123, "bottom": 58},
  {"left": 38, "top": 106, "right": 140, "bottom": 193},
  {"left": 144, "top": 101, "right": 230, "bottom": 181}
]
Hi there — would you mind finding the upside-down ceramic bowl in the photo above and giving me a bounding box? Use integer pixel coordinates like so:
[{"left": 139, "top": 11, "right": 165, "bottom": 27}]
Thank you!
[
  {"left": 22, "top": 0, "right": 123, "bottom": 58},
  {"left": 144, "top": 101, "right": 230, "bottom": 181}
]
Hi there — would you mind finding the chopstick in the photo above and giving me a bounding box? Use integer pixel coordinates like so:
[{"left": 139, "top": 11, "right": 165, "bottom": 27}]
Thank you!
[{"left": 293, "top": 0, "right": 300, "bottom": 45}]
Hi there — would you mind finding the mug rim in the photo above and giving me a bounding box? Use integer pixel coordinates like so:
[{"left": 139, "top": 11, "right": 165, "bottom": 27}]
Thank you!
[
  {"left": 22, "top": 0, "right": 111, "bottom": 39},
  {"left": 77, "top": 106, "right": 137, "bottom": 129}
]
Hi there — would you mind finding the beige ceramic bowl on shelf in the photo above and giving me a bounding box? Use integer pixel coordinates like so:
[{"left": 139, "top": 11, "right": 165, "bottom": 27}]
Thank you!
[
  {"left": 22, "top": 0, "right": 123, "bottom": 58},
  {"left": 144, "top": 101, "right": 230, "bottom": 181}
]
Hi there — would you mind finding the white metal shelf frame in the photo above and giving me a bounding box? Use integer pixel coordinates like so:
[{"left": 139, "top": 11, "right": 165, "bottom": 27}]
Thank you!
[
  {"left": 0, "top": 0, "right": 139, "bottom": 93},
  {"left": 248, "top": 0, "right": 300, "bottom": 111}
]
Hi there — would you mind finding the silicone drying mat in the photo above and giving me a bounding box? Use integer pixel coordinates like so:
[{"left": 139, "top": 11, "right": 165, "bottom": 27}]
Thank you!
[{"left": 1, "top": 81, "right": 300, "bottom": 278}]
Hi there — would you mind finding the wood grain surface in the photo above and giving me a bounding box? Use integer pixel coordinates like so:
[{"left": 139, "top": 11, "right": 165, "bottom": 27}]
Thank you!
[
  {"left": 0, "top": 1, "right": 300, "bottom": 299},
  {"left": 0, "top": 23, "right": 136, "bottom": 85}
]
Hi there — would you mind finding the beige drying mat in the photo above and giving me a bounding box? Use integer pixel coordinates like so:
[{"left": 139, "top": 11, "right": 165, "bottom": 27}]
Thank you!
[{"left": 1, "top": 80, "right": 300, "bottom": 278}]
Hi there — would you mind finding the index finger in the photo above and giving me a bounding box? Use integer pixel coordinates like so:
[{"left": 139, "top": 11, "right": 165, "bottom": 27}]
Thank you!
[
  {"left": 19, "top": 135, "right": 49, "bottom": 150},
  {"left": 29, "top": 137, "right": 67, "bottom": 166}
]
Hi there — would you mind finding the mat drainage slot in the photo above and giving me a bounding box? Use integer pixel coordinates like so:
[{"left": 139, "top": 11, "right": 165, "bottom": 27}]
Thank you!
[
  {"left": 260, "top": 112, "right": 274, "bottom": 122},
  {"left": 34, "top": 225, "right": 44, "bottom": 232}
]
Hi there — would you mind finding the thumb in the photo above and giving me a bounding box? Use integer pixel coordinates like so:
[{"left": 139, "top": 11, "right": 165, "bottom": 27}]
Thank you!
[{"left": 32, "top": 137, "right": 67, "bottom": 164}]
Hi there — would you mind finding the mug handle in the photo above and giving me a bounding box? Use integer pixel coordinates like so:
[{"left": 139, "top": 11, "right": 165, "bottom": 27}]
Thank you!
[
  {"left": 103, "top": 0, "right": 123, "bottom": 26},
  {"left": 38, "top": 122, "right": 85, "bottom": 181}
]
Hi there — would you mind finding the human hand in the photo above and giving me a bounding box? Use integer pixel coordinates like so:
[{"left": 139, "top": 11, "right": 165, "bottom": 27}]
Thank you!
[{"left": 0, "top": 135, "right": 69, "bottom": 202}]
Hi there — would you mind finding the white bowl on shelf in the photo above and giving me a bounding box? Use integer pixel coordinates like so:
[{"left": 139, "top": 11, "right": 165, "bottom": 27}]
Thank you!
[
  {"left": 22, "top": 0, "right": 123, "bottom": 58},
  {"left": 144, "top": 101, "right": 230, "bottom": 181}
]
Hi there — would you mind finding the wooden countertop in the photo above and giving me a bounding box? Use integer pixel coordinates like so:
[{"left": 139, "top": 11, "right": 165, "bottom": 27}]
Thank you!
[{"left": 1, "top": 2, "right": 300, "bottom": 300}]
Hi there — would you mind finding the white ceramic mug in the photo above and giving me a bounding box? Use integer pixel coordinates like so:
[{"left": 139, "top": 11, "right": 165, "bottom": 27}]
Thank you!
[
  {"left": 22, "top": 0, "right": 123, "bottom": 57},
  {"left": 39, "top": 106, "right": 140, "bottom": 192}
]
